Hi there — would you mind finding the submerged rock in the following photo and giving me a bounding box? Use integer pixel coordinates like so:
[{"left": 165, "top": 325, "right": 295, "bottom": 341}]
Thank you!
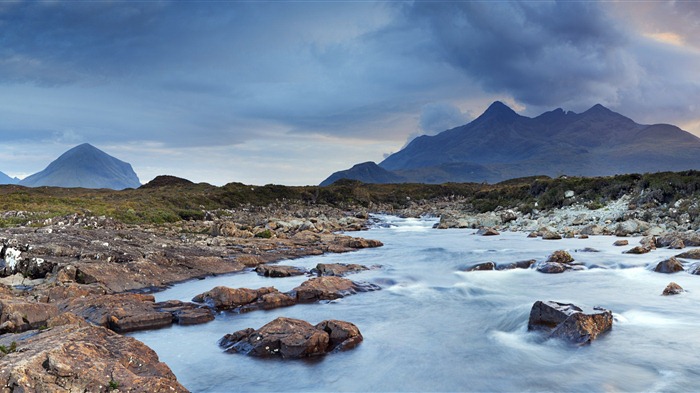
[
  {"left": 255, "top": 264, "right": 306, "bottom": 277},
  {"left": 613, "top": 240, "right": 629, "bottom": 246},
  {"left": 219, "top": 317, "right": 362, "bottom": 359},
  {"left": 652, "top": 257, "right": 684, "bottom": 274},
  {"left": 312, "top": 263, "right": 369, "bottom": 277},
  {"left": 624, "top": 246, "right": 652, "bottom": 255},
  {"left": 676, "top": 249, "right": 700, "bottom": 260},
  {"left": 462, "top": 261, "right": 496, "bottom": 271},
  {"left": 662, "top": 282, "right": 684, "bottom": 296},
  {"left": 497, "top": 259, "right": 536, "bottom": 270},
  {"left": 476, "top": 227, "right": 500, "bottom": 236},
  {"left": 527, "top": 300, "right": 613, "bottom": 345},
  {"left": 536, "top": 262, "right": 567, "bottom": 274}
]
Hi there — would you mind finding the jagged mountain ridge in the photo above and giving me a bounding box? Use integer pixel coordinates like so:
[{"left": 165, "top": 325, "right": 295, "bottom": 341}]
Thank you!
[
  {"left": 0, "top": 171, "right": 19, "bottom": 185},
  {"left": 322, "top": 102, "right": 700, "bottom": 185},
  {"left": 18, "top": 143, "right": 141, "bottom": 190}
]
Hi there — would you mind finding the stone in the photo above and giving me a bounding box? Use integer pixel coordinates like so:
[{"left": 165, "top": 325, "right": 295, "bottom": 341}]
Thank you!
[
  {"left": 219, "top": 317, "right": 362, "bottom": 359},
  {"left": 313, "top": 263, "right": 369, "bottom": 277},
  {"left": 153, "top": 300, "right": 215, "bottom": 325},
  {"left": 255, "top": 264, "right": 306, "bottom": 278},
  {"left": 476, "top": 227, "right": 500, "bottom": 236},
  {"left": 541, "top": 231, "right": 562, "bottom": 240},
  {"left": 578, "top": 234, "right": 589, "bottom": 239},
  {"left": 613, "top": 240, "right": 629, "bottom": 246},
  {"left": 192, "top": 286, "right": 294, "bottom": 312},
  {"left": 536, "top": 262, "right": 567, "bottom": 274},
  {"left": 547, "top": 250, "right": 574, "bottom": 264},
  {"left": 496, "top": 259, "right": 536, "bottom": 270},
  {"left": 527, "top": 232, "right": 538, "bottom": 238},
  {"left": 462, "top": 262, "right": 496, "bottom": 271},
  {"left": 624, "top": 246, "right": 652, "bottom": 255},
  {"left": 291, "top": 276, "right": 379, "bottom": 303},
  {"left": 500, "top": 210, "right": 517, "bottom": 224},
  {"left": 60, "top": 293, "right": 173, "bottom": 333},
  {"left": 652, "top": 257, "right": 684, "bottom": 273},
  {"left": 662, "top": 282, "right": 684, "bottom": 296},
  {"left": 0, "top": 298, "right": 59, "bottom": 333},
  {"left": 580, "top": 224, "right": 604, "bottom": 236},
  {"left": 528, "top": 300, "right": 613, "bottom": 345},
  {"left": 640, "top": 236, "right": 658, "bottom": 250},
  {"left": 669, "top": 238, "right": 685, "bottom": 250},
  {"left": 676, "top": 249, "right": 700, "bottom": 259},
  {"left": 0, "top": 324, "right": 187, "bottom": 392}
]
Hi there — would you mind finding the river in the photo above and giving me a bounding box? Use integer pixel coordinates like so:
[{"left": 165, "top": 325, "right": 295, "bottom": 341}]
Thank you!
[{"left": 131, "top": 215, "right": 700, "bottom": 392}]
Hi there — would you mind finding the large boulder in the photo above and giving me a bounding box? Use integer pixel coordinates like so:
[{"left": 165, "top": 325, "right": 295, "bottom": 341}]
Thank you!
[
  {"left": 0, "top": 323, "right": 187, "bottom": 392},
  {"left": 291, "top": 276, "right": 379, "bottom": 302},
  {"left": 219, "top": 317, "right": 362, "bottom": 358},
  {"left": 652, "top": 257, "right": 684, "bottom": 273},
  {"left": 528, "top": 300, "right": 613, "bottom": 345},
  {"left": 192, "top": 286, "right": 295, "bottom": 312}
]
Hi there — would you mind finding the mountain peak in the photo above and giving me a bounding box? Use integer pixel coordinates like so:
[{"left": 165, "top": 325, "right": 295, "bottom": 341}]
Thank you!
[
  {"left": 584, "top": 103, "right": 613, "bottom": 114},
  {"left": 18, "top": 143, "right": 141, "bottom": 190},
  {"left": 476, "top": 101, "right": 521, "bottom": 122}
]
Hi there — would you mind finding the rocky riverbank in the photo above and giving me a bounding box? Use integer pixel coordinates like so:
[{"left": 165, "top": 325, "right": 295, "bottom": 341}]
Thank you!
[{"left": 1, "top": 192, "right": 699, "bottom": 391}]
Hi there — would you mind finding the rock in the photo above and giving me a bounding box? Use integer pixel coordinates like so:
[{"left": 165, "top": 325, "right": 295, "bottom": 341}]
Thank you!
[
  {"left": 154, "top": 300, "right": 215, "bottom": 325},
  {"left": 662, "top": 282, "right": 684, "bottom": 296},
  {"left": 652, "top": 257, "right": 684, "bottom": 273},
  {"left": 541, "top": 231, "right": 562, "bottom": 240},
  {"left": 624, "top": 246, "right": 652, "bottom": 255},
  {"left": 615, "top": 220, "right": 642, "bottom": 236},
  {"left": 640, "top": 236, "right": 658, "bottom": 250},
  {"left": 527, "top": 231, "right": 538, "bottom": 238},
  {"left": 313, "top": 263, "right": 369, "bottom": 277},
  {"left": 476, "top": 227, "right": 500, "bottom": 236},
  {"left": 657, "top": 233, "right": 700, "bottom": 248},
  {"left": 547, "top": 250, "right": 574, "bottom": 264},
  {"left": 0, "top": 324, "right": 187, "bottom": 392},
  {"left": 291, "top": 276, "right": 379, "bottom": 303},
  {"left": 0, "top": 298, "right": 59, "bottom": 333},
  {"left": 578, "top": 234, "right": 589, "bottom": 239},
  {"left": 462, "top": 262, "right": 496, "bottom": 271},
  {"left": 527, "top": 300, "right": 613, "bottom": 345},
  {"left": 669, "top": 238, "right": 685, "bottom": 250},
  {"left": 497, "top": 259, "right": 536, "bottom": 270},
  {"left": 576, "top": 247, "right": 599, "bottom": 253},
  {"left": 219, "top": 317, "right": 362, "bottom": 358},
  {"left": 192, "top": 286, "right": 294, "bottom": 312},
  {"left": 676, "top": 249, "right": 700, "bottom": 259},
  {"left": 255, "top": 264, "right": 306, "bottom": 277},
  {"left": 343, "top": 238, "right": 383, "bottom": 249},
  {"left": 500, "top": 210, "right": 517, "bottom": 224},
  {"left": 60, "top": 293, "right": 173, "bottom": 333},
  {"left": 580, "top": 224, "right": 604, "bottom": 236},
  {"left": 613, "top": 240, "right": 629, "bottom": 246},
  {"left": 315, "top": 319, "right": 363, "bottom": 352},
  {"left": 536, "top": 262, "right": 567, "bottom": 274}
]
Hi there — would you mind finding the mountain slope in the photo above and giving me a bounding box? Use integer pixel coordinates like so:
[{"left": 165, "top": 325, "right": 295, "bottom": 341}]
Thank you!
[
  {"left": 19, "top": 143, "right": 141, "bottom": 190},
  {"left": 320, "top": 162, "right": 406, "bottom": 186},
  {"left": 322, "top": 102, "right": 700, "bottom": 185},
  {"left": 0, "top": 171, "right": 19, "bottom": 185}
]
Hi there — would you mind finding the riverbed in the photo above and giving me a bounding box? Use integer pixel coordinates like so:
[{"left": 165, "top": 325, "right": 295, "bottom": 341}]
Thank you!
[{"left": 131, "top": 215, "right": 700, "bottom": 392}]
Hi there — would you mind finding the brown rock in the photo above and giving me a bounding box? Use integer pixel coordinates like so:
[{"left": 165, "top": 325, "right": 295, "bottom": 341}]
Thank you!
[
  {"left": 527, "top": 232, "right": 539, "bottom": 238},
  {"left": 578, "top": 234, "right": 589, "bottom": 239},
  {"left": 291, "top": 276, "right": 379, "bottom": 302},
  {"left": 476, "top": 227, "right": 500, "bottom": 236},
  {"left": 662, "top": 282, "right": 684, "bottom": 296},
  {"left": 0, "top": 298, "right": 59, "bottom": 333},
  {"left": 0, "top": 324, "right": 187, "bottom": 392},
  {"left": 541, "top": 231, "right": 562, "bottom": 240},
  {"left": 462, "top": 262, "right": 496, "bottom": 271},
  {"left": 676, "top": 249, "right": 700, "bottom": 259},
  {"left": 220, "top": 317, "right": 362, "bottom": 359},
  {"left": 60, "top": 293, "right": 173, "bottom": 333},
  {"left": 652, "top": 257, "right": 684, "bottom": 273},
  {"left": 547, "top": 250, "right": 574, "bottom": 264},
  {"left": 669, "top": 239, "right": 685, "bottom": 250},
  {"left": 624, "top": 246, "right": 652, "bottom": 255},
  {"left": 613, "top": 240, "right": 629, "bottom": 246},
  {"left": 192, "top": 286, "right": 294, "bottom": 312},
  {"left": 343, "top": 238, "right": 383, "bottom": 249},
  {"left": 536, "top": 262, "right": 567, "bottom": 274},
  {"left": 255, "top": 264, "right": 306, "bottom": 277},
  {"left": 313, "top": 263, "right": 369, "bottom": 277},
  {"left": 528, "top": 300, "right": 613, "bottom": 345},
  {"left": 496, "top": 259, "right": 536, "bottom": 270},
  {"left": 154, "top": 300, "right": 215, "bottom": 325}
]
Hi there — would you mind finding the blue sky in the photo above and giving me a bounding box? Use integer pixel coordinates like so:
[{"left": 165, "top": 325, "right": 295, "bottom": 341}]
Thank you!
[{"left": 1, "top": 1, "right": 699, "bottom": 185}]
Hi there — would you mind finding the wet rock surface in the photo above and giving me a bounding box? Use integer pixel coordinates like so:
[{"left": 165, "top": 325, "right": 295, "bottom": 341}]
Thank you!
[
  {"left": 255, "top": 264, "right": 307, "bottom": 277},
  {"left": 652, "top": 257, "right": 685, "bottom": 273},
  {"left": 291, "top": 276, "right": 380, "bottom": 302},
  {"left": 662, "top": 282, "right": 684, "bottom": 296},
  {"left": 312, "top": 263, "right": 370, "bottom": 277},
  {"left": 219, "top": 317, "right": 362, "bottom": 359},
  {"left": 192, "top": 286, "right": 295, "bottom": 312},
  {"left": 528, "top": 300, "right": 613, "bottom": 345}
]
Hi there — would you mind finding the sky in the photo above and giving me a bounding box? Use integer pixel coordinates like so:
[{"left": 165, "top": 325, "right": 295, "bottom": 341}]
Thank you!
[{"left": 1, "top": 1, "right": 699, "bottom": 186}]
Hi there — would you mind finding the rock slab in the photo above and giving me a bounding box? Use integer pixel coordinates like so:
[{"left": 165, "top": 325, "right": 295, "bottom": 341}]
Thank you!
[{"left": 528, "top": 300, "right": 613, "bottom": 345}]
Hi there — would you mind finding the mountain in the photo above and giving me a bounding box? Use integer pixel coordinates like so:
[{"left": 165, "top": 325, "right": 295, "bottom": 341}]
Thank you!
[
  {"left": 0, "top": 171, "right": 19, "bottom": 185},
  {"left": 19, "top": 143, "right": 141, "bottom": 190},
  {"left": 321, "top": 102, "right": 700, "bottom": 185},
  {"left": 319, "top": 162, "right": 406, "bottom": 186}
]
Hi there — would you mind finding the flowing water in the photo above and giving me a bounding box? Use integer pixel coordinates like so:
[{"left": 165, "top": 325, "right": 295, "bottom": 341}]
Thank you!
[{"left": 131, "top": 215, "right": 700, "bottom": 392}]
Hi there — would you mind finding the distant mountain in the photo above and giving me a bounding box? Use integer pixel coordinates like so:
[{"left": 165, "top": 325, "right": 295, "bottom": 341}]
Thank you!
[
  {"left": 319, "top": 162, "right": 406, "bottom": 186},
  {"left": 321, "top": 102, "right": 700, "bottom": 185},
  {"left": 0, "top": 171, "right": 19, "bottom": 185},
  {"left": 19, "top": 143, "right": 141, "bottom": 190}
]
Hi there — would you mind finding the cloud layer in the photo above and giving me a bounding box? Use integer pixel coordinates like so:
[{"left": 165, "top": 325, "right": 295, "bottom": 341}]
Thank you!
[{"left": 1, "top": 1, "right": 698, "bottom": 185}]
